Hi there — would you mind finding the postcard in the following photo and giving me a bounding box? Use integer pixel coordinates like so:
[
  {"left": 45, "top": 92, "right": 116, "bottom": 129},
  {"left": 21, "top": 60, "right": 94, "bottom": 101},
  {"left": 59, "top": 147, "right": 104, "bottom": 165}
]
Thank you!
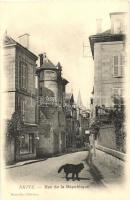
[{"left": 0, "top": 0, "right": 130, "bottom": 200}]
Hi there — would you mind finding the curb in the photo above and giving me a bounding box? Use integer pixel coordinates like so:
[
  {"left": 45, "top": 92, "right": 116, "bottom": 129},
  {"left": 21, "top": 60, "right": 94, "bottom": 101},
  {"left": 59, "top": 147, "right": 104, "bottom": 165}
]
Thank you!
[
  {"left": 96, "top": 145, "right": 126, "bottom": 161},
  {"left": 5, "top": 158, "right": 47, "bottom": 169}
]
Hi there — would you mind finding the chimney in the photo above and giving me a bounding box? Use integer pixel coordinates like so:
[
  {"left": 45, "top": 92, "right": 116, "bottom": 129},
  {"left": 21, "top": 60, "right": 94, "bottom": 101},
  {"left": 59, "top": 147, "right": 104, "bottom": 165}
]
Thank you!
[
  {"left": 43, "top": 52, "right": 48, "bottom": 62},
  {"left": 110, "top": 12, "right": 126, "bottom": 34},
  {"left": 18, "top": 33, "right": 30, "bottom": 49},
  {"left": 39, "top": 54, "right": 43, "bottom": 67},
  {"left": 96, "top": 19, "right": 102, "bottom": 34},
  {"left": 39, "top": 52, "right": 48, "bottom": 67}
]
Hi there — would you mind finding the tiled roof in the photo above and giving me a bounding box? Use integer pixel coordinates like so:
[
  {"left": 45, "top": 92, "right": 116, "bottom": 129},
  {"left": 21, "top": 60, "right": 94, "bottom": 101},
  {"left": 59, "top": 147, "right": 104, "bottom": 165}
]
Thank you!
[{"left": 41, "top": 59, "right": 57, "bottom": 69}]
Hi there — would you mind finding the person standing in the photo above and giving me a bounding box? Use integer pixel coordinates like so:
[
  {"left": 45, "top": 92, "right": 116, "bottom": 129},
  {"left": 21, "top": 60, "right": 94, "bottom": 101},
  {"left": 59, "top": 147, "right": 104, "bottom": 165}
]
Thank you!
[{"left": 83, "top": 131, "right": 94, "bottom": 166}]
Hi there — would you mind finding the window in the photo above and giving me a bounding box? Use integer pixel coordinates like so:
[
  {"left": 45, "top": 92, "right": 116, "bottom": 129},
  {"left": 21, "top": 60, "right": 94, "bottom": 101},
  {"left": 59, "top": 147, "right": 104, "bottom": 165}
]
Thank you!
[
  {"left": 113, "top": 55, "right": 125, "bottom": 77},
  {"left": 19, "top": 134, "right": 34, "bottom": 154},
  {"left": 21, "top": 99, "right": 25, "bottom": 121},
  {"left": 113, "top": 88, "right": 123, "bottom": 97},
  {"left": 20, "top": 61, "right": 28, "bottom": 90},
  {"left": 113, "top": 87, "right": 124, "bottom": 105}
]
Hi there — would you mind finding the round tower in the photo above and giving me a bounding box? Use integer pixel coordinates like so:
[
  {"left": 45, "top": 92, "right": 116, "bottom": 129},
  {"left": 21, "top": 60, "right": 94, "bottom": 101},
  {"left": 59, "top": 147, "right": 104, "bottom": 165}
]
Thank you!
[{"left": 37, "top": 53, "right": 61, "bottom": 105}]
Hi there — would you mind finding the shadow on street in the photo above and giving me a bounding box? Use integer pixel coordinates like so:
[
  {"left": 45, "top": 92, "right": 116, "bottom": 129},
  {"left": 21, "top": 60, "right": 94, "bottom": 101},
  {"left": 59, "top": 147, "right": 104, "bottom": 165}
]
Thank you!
[
  {"left": 86, "top": 161, "right": 105, "bottom": 186},
  {"left": 61, "top": 176, "right": 91, "bottom": 181}
]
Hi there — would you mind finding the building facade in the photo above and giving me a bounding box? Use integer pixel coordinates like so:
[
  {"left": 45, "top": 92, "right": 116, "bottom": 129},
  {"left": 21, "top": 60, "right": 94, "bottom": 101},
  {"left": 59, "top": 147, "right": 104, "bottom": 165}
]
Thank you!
[
  {"left": 89, "top": 12, "right": 126, "bottom": 152},
  {"left": 89, "top": 12, "right": 126, "bottom": 116},
  {"left": 4, "top": 34, "right": 38, "bottom": 163},
  {"left": 75, "top": 91, "right": 90, "bottom": 148},
  {"left": 64, "top": 93, "right": 77, "bottom": 149},
  {"left": 36, "top": 53, "right": 68, "bottom": 156}
]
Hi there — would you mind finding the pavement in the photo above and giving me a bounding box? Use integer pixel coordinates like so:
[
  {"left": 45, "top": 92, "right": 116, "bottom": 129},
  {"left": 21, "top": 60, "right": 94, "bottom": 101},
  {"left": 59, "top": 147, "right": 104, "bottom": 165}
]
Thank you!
[
  {"left": 93, "top": 149, "right": 124, "bottom": 185},
  {"left": 6, "top": 158, "right": 47, "bottom": 169},
  {"left": 5, "top": 150, "right": 124, "bottom": 188}
]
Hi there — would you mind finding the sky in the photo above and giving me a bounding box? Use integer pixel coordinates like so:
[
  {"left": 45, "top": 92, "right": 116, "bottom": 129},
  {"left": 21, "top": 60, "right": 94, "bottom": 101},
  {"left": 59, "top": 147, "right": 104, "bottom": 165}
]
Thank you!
[{"left": 0, "top": 0, "right": 128, "bottom": 108}]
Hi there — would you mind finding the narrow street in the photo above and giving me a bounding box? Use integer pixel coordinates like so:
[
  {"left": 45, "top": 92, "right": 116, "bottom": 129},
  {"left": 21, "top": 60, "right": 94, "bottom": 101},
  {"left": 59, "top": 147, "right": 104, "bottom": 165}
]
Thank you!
[{"left": 6, "top": 150, "right": 124, "bottom": 188}]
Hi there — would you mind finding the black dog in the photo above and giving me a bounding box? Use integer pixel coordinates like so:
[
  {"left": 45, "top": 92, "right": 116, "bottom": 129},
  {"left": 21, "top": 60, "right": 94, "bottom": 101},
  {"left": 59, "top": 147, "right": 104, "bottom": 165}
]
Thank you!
[{"left": 58, "top": 163, "right": 84, "bottom": 181}]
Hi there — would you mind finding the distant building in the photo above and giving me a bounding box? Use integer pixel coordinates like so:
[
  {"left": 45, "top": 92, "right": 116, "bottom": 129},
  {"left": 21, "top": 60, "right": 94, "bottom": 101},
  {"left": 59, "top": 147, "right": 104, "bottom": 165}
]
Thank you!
[
  {"left": 36, "top": 53, "right": 68, "bottom": 156},
  {"left": 89, "top": 12, "right": 126, "bottom": 115},
  {"left": 3, "top": 34, "right": 38, "bottom": 163},
  {"left": 76, "top": 91, "right": 90, "bottom": 147},
  {"left": 64, "top": 93, "right": 77, "bottom": 148}
]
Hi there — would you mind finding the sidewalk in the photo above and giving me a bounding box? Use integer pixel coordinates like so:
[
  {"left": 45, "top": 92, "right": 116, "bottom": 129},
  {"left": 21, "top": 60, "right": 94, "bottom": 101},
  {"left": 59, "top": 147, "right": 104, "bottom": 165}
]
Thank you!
[
  {"left": 6, "top": 148, "right": 85, "bottom": 169},
  {"left": 92, "top": 149, "right": 124, "bottom": 185},
  {"left": 6, "top": 158, "right": 47, "bottom": 169}
]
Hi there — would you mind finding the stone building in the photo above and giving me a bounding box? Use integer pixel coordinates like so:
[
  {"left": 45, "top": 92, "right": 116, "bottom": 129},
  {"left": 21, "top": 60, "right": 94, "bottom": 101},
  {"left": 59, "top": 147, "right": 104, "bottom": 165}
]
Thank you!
[
  {"left": 36, "top": 53, "right": 68, "bottom": 156},
  {"left": 89, "top": 12, "right": 126, "bottom": 115},
  {"left": 3, "top": 34, "right": 38, "bottom": 163},
  {"left": 64, "top": 93, "right": 77, "bottom": 149},
  {"left": 75, "top": 91, "right": 90, "bottom": 148},
  {"left": 89, "top": 12, "right": 126, "bottom": 151}
]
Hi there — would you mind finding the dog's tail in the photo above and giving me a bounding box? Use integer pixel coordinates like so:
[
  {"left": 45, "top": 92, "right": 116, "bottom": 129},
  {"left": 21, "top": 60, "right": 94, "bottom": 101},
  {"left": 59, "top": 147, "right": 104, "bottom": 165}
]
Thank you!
[{"left": 58, "top": 165, "right": 65, "bottom": 173}]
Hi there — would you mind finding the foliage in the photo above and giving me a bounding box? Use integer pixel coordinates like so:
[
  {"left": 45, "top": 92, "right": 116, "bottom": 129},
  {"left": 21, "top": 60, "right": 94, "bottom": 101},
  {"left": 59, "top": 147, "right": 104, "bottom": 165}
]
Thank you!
[
  {"left": 95, "top": 96, "right": 125, "bottom": 152},
  {"left": 7, "top": 111, "right": 23, "bottom": 137},
  {"left": 89, "top": 119, "right": 101, "bottom": 140},
  {"left": 113, "top": 105, "right": 125, "bottom": 152}
]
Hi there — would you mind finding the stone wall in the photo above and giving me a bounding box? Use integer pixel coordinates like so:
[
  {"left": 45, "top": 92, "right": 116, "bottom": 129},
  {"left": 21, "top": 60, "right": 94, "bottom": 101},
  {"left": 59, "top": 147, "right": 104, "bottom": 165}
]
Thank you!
[
  {"left": 4, "top": 92, "right": 15, "bottom": 120},
  {"left": 4, "top": 47, "right": 16, "bottom": 91},
  {"left": 5, "top": 137, "right": 15, "bottom": 164},
  {"left": 16, "top": 93, "right": 36, "bottom": 124},
  {"left": 97, "top": 125, "right": 117, "bottom": 150},
  {"left": 97, "top": 124, "right": 126, "bottom": 153}
]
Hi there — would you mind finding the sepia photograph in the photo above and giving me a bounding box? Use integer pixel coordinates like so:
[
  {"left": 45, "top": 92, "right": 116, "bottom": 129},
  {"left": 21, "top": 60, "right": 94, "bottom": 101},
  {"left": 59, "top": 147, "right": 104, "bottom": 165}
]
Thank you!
[{"left": 0, "top": 0, "right": 130, "bottom": 199}]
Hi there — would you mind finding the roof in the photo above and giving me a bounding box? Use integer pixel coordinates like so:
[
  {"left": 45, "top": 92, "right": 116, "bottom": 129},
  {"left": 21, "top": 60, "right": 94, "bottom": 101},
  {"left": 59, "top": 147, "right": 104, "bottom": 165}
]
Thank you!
[
  {"left": 110, "top": 12, "right": 127, "bottom": 16},
  {"left": 65, "top": 93, "right": 74, "bottom": 104},
  {"left": 41, "top": 59, "right": 57, "bottom": 69},
  {"left": 4, "top": 35, "right": 16, "bottom": 45},
  {"left": 65, "top": 93, "right": 73, "bottom": 100},
  {"left": 3, "top": 35, "right": 38, "bottom": 60},
  {"left": 77, "top": 90, "right": 83, "bottom": 108},
  {"left": 96, "top": 29, "right": 111, "bottom": 35},
  {"left": 61, "top": 77, "right": 69, "bottom": 85},
  {"left": 89, "top": 30, "right": 125, "bottom": 58}
]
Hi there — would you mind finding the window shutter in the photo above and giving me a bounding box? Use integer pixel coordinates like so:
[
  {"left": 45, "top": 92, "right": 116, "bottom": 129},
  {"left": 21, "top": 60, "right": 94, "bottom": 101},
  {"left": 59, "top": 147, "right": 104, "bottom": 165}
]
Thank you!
[
  {"left": 21, "top": 100, "right": 25, "bottom": 121},
  {"left": 120, "top": 55, "right": 124, "bottom": 76},
  {"left": 113, "top": 56, "right": 119, "bottom": 77},
  {"left": 19, "top": 61, "right": 22, "bottom": 89},
  {"left": 113, "top": 55, "right": 125, "bottom": 77}
]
